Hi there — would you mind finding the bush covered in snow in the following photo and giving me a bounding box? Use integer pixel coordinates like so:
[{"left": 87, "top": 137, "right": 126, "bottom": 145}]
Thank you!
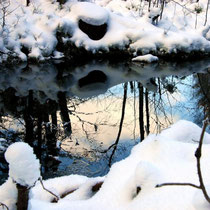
[{"left": 0, "top": 0, "right": 210, "bottom": 63}]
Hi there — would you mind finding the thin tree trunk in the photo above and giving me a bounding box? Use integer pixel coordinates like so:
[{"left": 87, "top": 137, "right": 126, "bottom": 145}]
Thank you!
[
  {"left": 138, "top": 83, "right": 145, "bottom": 141},
  {"left": 108, "top": 82, "right": 128, "bottom": 167}
]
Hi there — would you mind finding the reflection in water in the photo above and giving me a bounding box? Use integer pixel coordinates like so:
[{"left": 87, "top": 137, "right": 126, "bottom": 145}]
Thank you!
[
  {"left": 193, "top": 73, "right": 210, "bottom": 126},
  {"left": 0, "top": 59, "right": 210, "bottom": 184}
]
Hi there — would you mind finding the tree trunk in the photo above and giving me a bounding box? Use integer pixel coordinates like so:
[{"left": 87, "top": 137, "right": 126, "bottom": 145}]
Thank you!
[{"left": 16, "top": 184, "right": 29, "bottom": 210}]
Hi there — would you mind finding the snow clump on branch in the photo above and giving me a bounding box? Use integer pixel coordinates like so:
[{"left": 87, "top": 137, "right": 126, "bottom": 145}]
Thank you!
[{"left": 5, "top": 142, "right": 40, "bottom": 187}]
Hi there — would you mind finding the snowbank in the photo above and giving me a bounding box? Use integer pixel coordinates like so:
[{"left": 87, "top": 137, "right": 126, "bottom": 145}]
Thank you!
[
  {"left": 0, "top": 0, "right": 210, "bottom": 63},
  {"left": 1, "top": 120, "right": 209, "bottom": 210}
]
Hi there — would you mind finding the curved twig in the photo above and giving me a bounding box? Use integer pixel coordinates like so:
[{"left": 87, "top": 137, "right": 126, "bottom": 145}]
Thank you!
[
  {"left": 39, "top": 178, "right": 60, "bottom": 203},
  {"left": 0, "top": 202, "right": 9, "bottom": 210}
]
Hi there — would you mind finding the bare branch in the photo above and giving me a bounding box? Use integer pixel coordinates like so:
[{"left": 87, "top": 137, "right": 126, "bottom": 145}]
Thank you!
[
  {"left": 195, "top": 119, "right": 210, "bottom": 203},
  {"left": 0, "top": 202, "right": 9, "bottom": 210},
  {"left": 156, "top": 182, "right": 200, "bottom": 189},
  {"left": 39, "top": 178, "right": 60, "bottom": 203}
]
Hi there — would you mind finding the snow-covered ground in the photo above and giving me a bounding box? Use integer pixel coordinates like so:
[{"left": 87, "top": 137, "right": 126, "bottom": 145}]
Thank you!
[
  {"left": 0, "top": 0, "right": 210, "bottom": 63},
  {"left": 0, "top": 120, "right": 210, "bottom": 210}
]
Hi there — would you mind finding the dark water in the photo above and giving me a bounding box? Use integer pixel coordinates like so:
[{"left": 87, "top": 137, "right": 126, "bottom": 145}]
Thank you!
[{"left": 0, "top": 59, "right": 209, "bottom": 184}]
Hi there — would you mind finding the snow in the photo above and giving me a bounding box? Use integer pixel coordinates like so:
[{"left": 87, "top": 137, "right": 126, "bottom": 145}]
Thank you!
[
  {"left": 132, "top": 54, "right": 159, "bottom": 63},
  {"left": 0, "top": 0, "right": 210, "bottom": 62},
  {"left": 1, "top": 120, "right": 210, "bottom": 210},
  {"left": 4, "top": 142, "right": 40, "bottom": 187},
  {"left": 0, "top": 178, "right": 17, "bottom": 210},
  {"left": 70, "top": 2, "right": 109, "bottom": 25}
]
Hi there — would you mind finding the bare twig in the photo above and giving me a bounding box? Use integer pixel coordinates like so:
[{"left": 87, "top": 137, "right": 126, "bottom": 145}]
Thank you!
[
  {"left": 204, "top": 0, "right": 210, "bottom": 26},
  {"left": 0, "top": 202, "right": 9, "bottom": 210},
  {"left": 156, "top": 182, "right": 200, "bottom": 189},
  {"left": 170, "top": 0, "right": 196, "bottom": 14},
  {"left": 39, "top": 178, "right": 60, "bottom": 202},
  {"left": 195, "top": 119, "right": 210, "bottom": 203}
]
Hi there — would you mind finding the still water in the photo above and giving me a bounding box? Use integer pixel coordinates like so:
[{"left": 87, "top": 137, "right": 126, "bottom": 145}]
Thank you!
[{"left": 0, "top": 58, "right": 209, "bottom": 184}]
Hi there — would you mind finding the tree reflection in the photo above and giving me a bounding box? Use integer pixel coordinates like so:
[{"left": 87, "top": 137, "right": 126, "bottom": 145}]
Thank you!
[
  {"left": 193, "top": 72, "right": 210, "bottom": 126},
  {"left": 0, "top": 61, "right": 209, "bottom": 182}
]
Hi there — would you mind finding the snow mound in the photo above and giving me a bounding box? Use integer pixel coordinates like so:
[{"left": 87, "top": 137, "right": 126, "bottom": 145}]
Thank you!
[
  {"left": 135, "top": 161, "right": 161, "bottom": 191},
  {"left": 0, "top": 178, "right": 17, "bottom": 210},
  {"left": 71, "top": 2, "right": 109, "bottom": 25},
  {"left": 158, "top": 120, "right": 210, "bottom": 144},
  {"left": 5, "top": 142, "right": 40, "bottom": 187}
]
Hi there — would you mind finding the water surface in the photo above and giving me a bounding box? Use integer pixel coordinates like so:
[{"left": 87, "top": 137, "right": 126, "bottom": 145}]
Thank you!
[{"left": 0, "top": 58, "right": 209, "bottom": 184}]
